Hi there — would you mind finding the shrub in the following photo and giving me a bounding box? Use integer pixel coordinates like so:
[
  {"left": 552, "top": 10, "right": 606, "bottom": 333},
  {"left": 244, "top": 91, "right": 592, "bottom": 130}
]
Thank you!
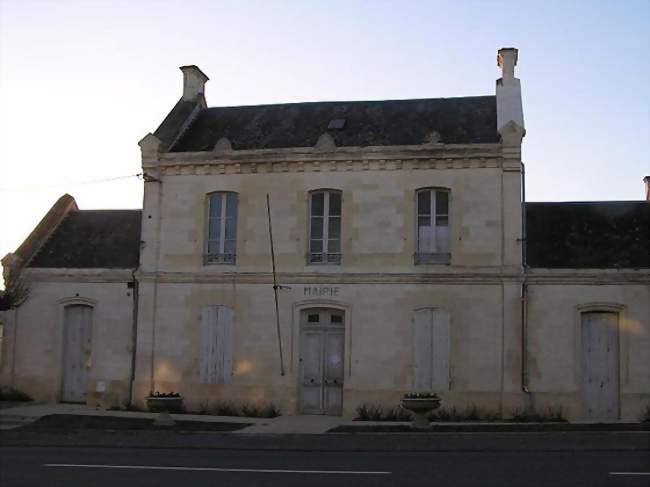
[
  {"left": 384, "top": 406, "right": 413, "bottom": 422},
  {"left": 258, "top": 403, "right": 281, "bottom": 418},
  {"left": 212, "top": 401, "right": 239, "bottom": 417},
  {"left": 0, "top": 386, "right": 32, "bottom": 402},
  {"left": 429, "top": 405, "right": 502, "bottom": 422},
  {"left": 240, "top": 402, "right": 260, "bottom": 417},
  {"left": 510, "top": 406, "right": 566, "bottom": 423},
  {"left": 355, "top": 403, "right": 384, "bottom": 421}
]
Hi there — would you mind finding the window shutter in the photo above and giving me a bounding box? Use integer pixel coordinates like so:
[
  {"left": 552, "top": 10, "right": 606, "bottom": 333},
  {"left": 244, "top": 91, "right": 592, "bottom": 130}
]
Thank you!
[
  {"left": 413, "top": 309, "right": 433, "bottom": 389},
  {"left": 431, "top": 308, "right": 450, "bottom": 391},
  {"left": 200, "top": 306, "right": 218, "bottom": 383},
  {"left": 219, "top": 306, "right": 234, "bottom": 384}
]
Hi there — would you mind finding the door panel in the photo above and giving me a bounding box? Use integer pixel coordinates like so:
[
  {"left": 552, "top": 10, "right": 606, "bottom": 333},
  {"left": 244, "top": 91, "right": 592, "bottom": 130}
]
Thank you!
[
  {"left": 300, "top": 330, "right": 324, "bottom": 413},
  {"left": 299, "top": 308, "right": 345, "bottom": 414},
  {"left": 324, "top": 330, "right": 344, "bottom": 414},
  {"left": 61, "top": 305, "right": 92, "bottom": 403},
  {"left": 581, "top": 312, "right": 619, "bottom": 421}
]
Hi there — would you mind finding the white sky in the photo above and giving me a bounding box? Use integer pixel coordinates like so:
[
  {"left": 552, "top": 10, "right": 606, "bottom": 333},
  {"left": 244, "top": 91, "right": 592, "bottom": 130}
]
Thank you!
[{"left": 1, "top": 0, "right": 649, "bottom": 279}]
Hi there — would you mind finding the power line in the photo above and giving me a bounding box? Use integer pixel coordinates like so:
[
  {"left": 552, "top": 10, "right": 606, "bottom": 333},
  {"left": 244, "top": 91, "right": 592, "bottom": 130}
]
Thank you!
[{"left": 0, "top": 173, "right": 143, "bottom": 193}]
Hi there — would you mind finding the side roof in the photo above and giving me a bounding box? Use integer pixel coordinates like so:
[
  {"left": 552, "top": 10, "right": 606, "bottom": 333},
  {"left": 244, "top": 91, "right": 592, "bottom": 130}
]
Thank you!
[
  {"left": 525, "top": 201, "right": 649, "bottom": 269},
  {"left": 28, "top": 210, "right": 142, "bottom": 269},
  {"left": 170, "top": 96, "right": 499, "bottom": 152}
]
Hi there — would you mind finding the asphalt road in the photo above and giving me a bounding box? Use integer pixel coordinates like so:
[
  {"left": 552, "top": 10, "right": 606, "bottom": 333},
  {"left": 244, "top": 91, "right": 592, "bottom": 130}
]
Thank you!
[{"left": 1, "top": 439, "right": 649, "bottom": 487}]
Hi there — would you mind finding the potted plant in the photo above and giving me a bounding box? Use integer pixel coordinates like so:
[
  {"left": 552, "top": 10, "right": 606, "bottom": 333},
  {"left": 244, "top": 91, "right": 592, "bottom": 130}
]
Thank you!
[
  {"left": 400, "top": 392, "right": 441, "bottom": 428},
  {"left": 146, "top": 392, "right": 183, "bottom": 426}
]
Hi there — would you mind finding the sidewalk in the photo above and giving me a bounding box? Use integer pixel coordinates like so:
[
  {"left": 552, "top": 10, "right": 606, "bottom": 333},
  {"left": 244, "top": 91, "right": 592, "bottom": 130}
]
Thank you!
[{"left": 0, "top": 402, "right": 356, "bottom": 433}]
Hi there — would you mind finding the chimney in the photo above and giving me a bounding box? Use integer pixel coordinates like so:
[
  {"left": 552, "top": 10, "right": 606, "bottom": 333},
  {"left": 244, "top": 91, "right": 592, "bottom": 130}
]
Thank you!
[
  {"left": 179, "top": 65, "right": 209, "bottom": 101},
  {"left": 644, "top": 176, "right": 650, "bottom": 201},
  {"left": 497, "top": 48, "right": 518, "bottom": 85},
  {"left": 496, "top": 47, "right": 525, "bottom": 145}
]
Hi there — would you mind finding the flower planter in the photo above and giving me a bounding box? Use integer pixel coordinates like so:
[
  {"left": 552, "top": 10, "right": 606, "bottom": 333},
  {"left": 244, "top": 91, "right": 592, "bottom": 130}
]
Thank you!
[
  {"left": 146, "top": 396, "right": 183, "bottom": 412},
  {"left": 401, "top": 397, "right": 441, "bottom": 428},
  {"left": 146, "top": 395, "right": 183, "bottom": 426}
]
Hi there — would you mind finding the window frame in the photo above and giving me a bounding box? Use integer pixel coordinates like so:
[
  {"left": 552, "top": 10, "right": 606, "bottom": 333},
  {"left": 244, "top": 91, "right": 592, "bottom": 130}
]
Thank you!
[
  {"left": 205, "top": 191, "right": 238, "bottom": 265},
  {"left": 414, "top": 187, "right": 451, "bottom": 265},
  {"left": 307, "top": 189, "right": 342, "bottom": 265}
]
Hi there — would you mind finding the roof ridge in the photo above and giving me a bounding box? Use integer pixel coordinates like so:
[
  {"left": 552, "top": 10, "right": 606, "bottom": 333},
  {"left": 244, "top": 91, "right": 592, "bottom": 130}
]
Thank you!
[{"left": 203, "top": 95, "right": 496, "bottom": 111}]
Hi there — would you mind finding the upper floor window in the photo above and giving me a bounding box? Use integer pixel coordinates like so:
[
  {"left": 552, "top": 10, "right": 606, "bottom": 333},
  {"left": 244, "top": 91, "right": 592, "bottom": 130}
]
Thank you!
[
  {"left": 415, "top": 188, "right": 450, "bottom": 264},
  {"left": 206, "top": 192, "right": 238, "bottom": 264},
  {"left": 308, "top": 190, "right": 341, "bottom": 264}
]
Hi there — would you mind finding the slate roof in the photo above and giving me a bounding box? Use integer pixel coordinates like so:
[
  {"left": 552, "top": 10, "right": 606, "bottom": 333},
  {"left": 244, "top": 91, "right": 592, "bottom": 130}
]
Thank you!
[
  {"left": 28, "top": 210, "right": 142, "bottom": 269},
  {"left": 525, "top": 201, "right": 649, "bottom": 269},
  {"left": 170, "top": 96, "right": 499, "bottom": 152},
  {"left": 154, "top": 99, "right": 200, "bottom": 149}
]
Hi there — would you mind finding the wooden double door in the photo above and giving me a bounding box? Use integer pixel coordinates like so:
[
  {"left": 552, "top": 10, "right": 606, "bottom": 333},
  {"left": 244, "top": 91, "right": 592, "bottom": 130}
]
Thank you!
[{"left": 299, "top": 308, "right": 345, "bottom": 415}]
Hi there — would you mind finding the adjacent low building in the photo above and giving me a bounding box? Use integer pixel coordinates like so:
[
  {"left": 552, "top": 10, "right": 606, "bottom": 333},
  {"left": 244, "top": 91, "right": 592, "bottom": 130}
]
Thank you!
[{"left": 1, "top": 48, "right": 648, "bottom": 421}]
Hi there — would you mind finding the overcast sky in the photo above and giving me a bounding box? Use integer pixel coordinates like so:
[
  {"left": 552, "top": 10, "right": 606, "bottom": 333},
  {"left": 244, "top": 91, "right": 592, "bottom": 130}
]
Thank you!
[{"left": 1, "top": 0, "right": 649, "bottom": 274}]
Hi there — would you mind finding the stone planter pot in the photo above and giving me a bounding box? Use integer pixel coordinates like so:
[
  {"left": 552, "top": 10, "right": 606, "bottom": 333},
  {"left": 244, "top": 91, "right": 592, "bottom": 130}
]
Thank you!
[
  {"left": 146, "top": 396, "right": 183, "bottom": 426},
  {"left": 400, "top": 397, "right": 441, "bottom": 428}
]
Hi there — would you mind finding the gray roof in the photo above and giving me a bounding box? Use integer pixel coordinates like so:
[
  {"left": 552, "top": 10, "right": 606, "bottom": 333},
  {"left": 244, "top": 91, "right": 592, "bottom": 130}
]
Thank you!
[
  {"left": 525, "top": 201, "right": 649, "bottom": 269},
  {"left": 28, "top": 210, "right": 142, "bottom": 269},
  {"left": 170, "top": 96, "right": 499, "bottom": 152}
]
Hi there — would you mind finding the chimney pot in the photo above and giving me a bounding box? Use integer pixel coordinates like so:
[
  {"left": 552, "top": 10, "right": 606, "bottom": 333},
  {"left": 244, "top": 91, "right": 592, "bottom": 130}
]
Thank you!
[
  {"left": 179, "top": 65, "right": 209, "bottom": 101},
  {"left": 497, "top": 47, "right": 518, "bottom": 85}
]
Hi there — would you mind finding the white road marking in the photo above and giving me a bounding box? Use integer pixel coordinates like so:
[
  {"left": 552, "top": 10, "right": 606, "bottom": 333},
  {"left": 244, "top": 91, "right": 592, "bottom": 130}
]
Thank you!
[
  {"left": 44, "top": 464, "right": 391, "bottom": 475},
  {"left": 609, "top": 472, "right": 650, "bottom": 476}
]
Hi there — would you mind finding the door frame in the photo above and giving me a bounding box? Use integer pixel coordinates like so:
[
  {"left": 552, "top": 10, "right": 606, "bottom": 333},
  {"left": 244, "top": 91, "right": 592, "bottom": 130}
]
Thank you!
[
  {"left": 575, "top": 303, "right": 623, "bottom": 420},
  {"left": 57, "top": 297, "right": 96, "bottom": 403},
  {"left": 292, "top": 299, "right": 351, "bottom": 414}
]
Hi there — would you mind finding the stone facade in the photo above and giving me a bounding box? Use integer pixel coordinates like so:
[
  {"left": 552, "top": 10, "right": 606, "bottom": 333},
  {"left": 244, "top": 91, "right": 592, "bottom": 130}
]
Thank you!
[{"left": 1, "top": 48, "right": 648, "bottom": 420}]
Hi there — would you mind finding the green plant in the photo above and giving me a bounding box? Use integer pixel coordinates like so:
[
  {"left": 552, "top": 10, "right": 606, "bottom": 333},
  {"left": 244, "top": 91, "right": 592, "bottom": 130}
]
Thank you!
[
  {"left": 429, "top": 405, "right": 502, "bottom": 422},
  {"left": 149, "top": 391, "right": 181, "bottom": 398},
  {"left": 0, "top": 386, "right": 32, "bottom": 402},
  {"left": 0, "top": 281, "right": 30, "bottom": 311},
  {"left": 258, "top": 403, "right": 281, "bottom": 418},
  {"left": 384, "top": 406, "right": 413, "bottom": 421},
  {"left": 510, "top": 406, "right": 566, "bottom": 423},
  {"left": 212, "top": 400, "right": 239, "bottom": 416},
  {"left": 403, "top": 392, "right": 440, "bottom": 400},
  {"left": 198, "top": 401, "right": 210, "bottom": 415},
  {"left": 241, "top": 402, "right": 260, "bottom": 417},
  {"left": 355, "top": 403, "right": 384, "bottom": 421}
]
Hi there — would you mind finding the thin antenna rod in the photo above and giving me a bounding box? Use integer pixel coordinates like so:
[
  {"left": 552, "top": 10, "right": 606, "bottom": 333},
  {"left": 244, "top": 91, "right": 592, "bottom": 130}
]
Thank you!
[{"left": 267, "top": 193, "right": 286, "bottom": 376}]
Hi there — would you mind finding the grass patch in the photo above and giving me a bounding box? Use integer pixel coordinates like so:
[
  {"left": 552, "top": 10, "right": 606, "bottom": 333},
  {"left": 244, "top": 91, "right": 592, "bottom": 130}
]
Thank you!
[{"left": 17, "top": 414, "right": 251, "bottom": 432}]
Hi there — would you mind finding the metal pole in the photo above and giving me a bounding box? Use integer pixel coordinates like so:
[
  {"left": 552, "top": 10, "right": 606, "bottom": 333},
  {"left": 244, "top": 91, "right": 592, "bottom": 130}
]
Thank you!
[{"left": 267, "top": 194, "right": 286, "bottom": 376}]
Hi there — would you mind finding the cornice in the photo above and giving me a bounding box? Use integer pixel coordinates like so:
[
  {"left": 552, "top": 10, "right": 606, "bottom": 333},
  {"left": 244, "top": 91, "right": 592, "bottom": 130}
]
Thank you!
[{"left": 143, "top": 143, "right": 511, "bottom": 174}]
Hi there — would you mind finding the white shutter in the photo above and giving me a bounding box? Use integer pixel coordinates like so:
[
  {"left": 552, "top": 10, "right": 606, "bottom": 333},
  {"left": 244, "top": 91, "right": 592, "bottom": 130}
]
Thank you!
[
  {"left": 200, "top": 306, "right": 234, "bottom": 384},
  {"left": 413, "top": 309, "right": 433, "bottom": 389},
  {"left": 431, "top": 308, "right": 450, "bottom": 391}
]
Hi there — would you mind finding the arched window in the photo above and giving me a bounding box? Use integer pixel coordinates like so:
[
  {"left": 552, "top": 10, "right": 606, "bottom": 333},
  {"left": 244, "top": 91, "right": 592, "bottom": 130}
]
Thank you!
[
  {"left": 206, "top": 192, "right": 238, "bottom": 264},
  {"left": 308, "top": 190, "right": 341, "bottom": 264},
  {"left": 415, "top": 188, "right": 450, "bottom": 264}
]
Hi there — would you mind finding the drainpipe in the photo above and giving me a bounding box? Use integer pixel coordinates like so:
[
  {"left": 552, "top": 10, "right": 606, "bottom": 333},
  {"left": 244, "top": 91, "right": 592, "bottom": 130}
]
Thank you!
[
  {"left": 127, "top": 270, "right": 139, "bottom": 406},
  {"left": 521, "top": 162, "right": 530, "bottom": 394}
]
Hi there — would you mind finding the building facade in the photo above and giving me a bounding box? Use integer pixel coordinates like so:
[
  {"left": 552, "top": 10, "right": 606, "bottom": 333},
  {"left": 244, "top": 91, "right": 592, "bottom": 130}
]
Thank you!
[{"left": 2, "top": 48, "right": 648, "bottom": 420}]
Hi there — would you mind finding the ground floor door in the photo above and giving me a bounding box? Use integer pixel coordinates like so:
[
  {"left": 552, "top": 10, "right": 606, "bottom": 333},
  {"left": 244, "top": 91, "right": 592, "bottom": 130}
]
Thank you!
[
  {"left": 61, "top": 305, "right": 93, "bottom": 403},
  {"left": 581, "top": 311, "right": 619, "bottom": 421},
  {"left": 299, "top": 308, "right": 344, "bottom": 415}
]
